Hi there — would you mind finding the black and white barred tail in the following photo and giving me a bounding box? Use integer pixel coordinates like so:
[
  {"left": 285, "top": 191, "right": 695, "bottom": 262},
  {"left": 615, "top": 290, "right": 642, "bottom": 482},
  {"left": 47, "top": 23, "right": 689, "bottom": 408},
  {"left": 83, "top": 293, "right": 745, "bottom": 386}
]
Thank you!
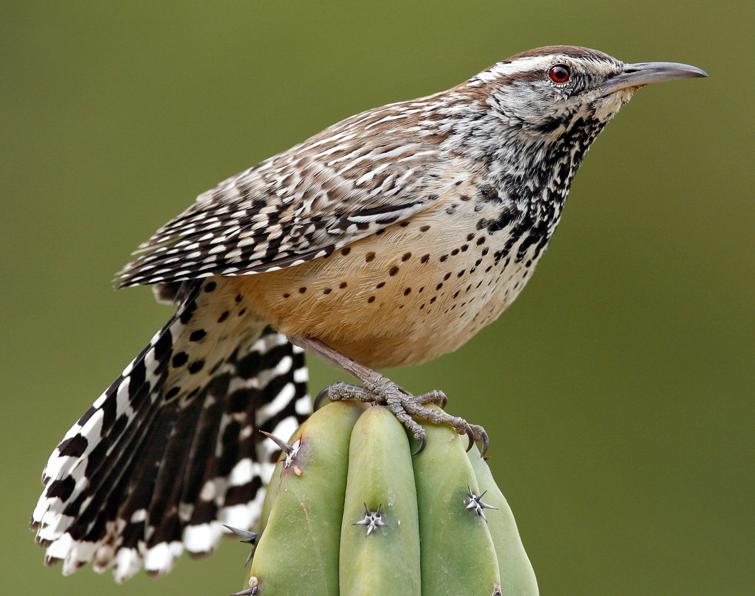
[{"left": 31, "top": 282, "right": 310, "bottom": 581}]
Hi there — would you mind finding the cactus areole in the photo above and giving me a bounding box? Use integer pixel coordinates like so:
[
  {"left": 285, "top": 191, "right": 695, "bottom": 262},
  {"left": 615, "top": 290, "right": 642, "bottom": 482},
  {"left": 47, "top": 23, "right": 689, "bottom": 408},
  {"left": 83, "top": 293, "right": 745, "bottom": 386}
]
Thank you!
[{"left": 235, "top": 403, "right": 538, "bottom": 595}]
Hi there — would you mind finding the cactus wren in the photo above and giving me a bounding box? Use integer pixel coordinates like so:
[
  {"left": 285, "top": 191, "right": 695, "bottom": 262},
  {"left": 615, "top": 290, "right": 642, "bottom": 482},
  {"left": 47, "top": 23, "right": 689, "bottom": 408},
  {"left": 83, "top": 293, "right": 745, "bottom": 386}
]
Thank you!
[{"left": 32, "top": 46, "right": 706, "bottom": 580}]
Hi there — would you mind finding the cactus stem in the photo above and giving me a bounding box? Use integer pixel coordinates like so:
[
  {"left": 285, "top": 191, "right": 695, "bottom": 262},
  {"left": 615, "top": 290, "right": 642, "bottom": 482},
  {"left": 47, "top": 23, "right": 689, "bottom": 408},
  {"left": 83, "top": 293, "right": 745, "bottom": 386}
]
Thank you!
[
  {"left": 464, "top": 488, "right": 498, "bottom": 520},
  {"left": 223, "top": 525, "right": 258, "bottom": 566},
  {"left": 353, "top": 503, "right": 386, "bottom": 536},
  {"left": 259, "top": 431, "right": 301, "bottom": 469}
]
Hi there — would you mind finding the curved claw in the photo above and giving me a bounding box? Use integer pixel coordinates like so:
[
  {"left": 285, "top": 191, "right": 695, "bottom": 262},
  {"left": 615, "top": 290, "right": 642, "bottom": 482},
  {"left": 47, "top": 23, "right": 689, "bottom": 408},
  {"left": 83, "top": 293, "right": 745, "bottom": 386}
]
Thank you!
[
  {"left": 478, "top": 429, "right": 490, "bottom": 458},
  {"left": 412, "top": 431, "right": 426, "bottom": 456},
  {"left": 314, "top": 386, "right": 331, "bottom": 410},
  {"left": 466, "top": 431, "right": 475, "bottom": 453},
  {"left": 462, "top": 424, "right": 489, "bottom": 457}
]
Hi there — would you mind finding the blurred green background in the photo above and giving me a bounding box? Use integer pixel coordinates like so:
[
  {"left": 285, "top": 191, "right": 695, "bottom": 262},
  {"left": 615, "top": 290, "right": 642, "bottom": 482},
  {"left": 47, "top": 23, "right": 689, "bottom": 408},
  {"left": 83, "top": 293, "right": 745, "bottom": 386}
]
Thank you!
[{"left": 1, "top": 1, "right": 752, "bottom": 594}]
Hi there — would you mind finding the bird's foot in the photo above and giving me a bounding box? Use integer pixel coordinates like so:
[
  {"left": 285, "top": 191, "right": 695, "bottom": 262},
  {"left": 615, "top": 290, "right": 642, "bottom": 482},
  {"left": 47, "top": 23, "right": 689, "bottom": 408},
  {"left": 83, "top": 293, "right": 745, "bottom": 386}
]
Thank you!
[
  {"left": 294, "top": 337, "right": 488, "bottom": 456},
  {"left": 315, "top": 380, "right": 488, "bottom": 456}
]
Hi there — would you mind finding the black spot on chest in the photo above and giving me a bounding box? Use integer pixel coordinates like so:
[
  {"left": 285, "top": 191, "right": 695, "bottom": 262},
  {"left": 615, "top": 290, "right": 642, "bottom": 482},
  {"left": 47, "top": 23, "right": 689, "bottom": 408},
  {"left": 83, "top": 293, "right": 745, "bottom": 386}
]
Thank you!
[
  {"left": 485, "top": 204, "right": 519, "bottom": 234},
  {"left": 477, "top": 184, "right": 503, "bottom": 204}
]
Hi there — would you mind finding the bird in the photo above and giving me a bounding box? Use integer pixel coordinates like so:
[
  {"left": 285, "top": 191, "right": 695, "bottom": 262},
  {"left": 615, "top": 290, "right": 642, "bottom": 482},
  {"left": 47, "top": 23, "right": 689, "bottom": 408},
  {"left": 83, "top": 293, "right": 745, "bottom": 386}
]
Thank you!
[{"left": 30, "top": 45, "right": 706, "bottom": 582}]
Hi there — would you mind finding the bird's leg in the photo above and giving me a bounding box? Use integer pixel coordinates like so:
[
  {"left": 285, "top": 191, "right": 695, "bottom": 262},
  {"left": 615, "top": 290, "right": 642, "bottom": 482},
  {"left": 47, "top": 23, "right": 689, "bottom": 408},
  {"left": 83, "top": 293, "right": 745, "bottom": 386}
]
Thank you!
[{"left": 293, "top": 336, "right": 488, "bottom": 455}]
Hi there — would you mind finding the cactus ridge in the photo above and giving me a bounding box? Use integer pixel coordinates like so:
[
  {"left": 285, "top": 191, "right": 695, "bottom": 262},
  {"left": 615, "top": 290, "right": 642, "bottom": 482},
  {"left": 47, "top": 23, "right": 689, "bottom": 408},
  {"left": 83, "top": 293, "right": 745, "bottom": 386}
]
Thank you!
[{"left": 237, "top": 402, "right": 538, "bottom": 596}]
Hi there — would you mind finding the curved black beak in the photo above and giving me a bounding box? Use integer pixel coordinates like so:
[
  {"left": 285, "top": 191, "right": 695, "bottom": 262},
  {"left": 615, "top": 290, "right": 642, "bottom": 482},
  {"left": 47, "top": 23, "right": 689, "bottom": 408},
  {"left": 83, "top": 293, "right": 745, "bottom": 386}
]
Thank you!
[{"left": 601, "top": 61, "right": 708, "bottom": 95}]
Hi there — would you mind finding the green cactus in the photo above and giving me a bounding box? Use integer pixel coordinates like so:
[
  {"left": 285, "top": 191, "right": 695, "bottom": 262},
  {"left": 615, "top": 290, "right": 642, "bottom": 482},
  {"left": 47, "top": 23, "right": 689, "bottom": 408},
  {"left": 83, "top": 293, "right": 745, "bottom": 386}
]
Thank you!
[{"left": 239, "top": 402, "right": 538, "bottom": 596}]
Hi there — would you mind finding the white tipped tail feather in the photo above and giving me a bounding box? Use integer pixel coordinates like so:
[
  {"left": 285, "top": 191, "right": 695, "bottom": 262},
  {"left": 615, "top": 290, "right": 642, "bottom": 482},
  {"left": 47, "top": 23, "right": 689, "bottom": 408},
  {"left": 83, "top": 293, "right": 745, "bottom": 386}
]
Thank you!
[{"left": 31, "top": 281, "right": 311, "bottom": 581}]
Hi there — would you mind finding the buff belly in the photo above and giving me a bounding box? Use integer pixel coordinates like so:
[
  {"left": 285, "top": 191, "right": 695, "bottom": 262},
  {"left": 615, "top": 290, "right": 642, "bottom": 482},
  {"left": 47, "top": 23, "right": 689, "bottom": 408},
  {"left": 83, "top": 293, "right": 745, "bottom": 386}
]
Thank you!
[{"left": 234, "top": 199, "right": 538, "bottom": 369}]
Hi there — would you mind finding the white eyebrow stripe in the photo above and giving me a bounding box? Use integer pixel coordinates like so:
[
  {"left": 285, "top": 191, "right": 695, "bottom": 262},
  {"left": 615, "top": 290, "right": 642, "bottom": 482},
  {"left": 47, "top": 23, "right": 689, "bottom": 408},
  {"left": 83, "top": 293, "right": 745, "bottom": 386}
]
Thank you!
[
  {"left": 471, "top": 54, "right": 619, "bottom": 86},
  {"left": 475, "top": 56, "right": 555, "bottom": 82}
]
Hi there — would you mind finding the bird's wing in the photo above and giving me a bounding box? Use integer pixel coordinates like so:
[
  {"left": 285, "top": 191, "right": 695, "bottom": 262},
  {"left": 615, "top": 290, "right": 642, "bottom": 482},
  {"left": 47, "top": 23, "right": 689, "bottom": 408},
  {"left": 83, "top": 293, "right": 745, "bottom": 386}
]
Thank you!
[{"left": 117, "top": 115, "right": 451, "bottom": 288}]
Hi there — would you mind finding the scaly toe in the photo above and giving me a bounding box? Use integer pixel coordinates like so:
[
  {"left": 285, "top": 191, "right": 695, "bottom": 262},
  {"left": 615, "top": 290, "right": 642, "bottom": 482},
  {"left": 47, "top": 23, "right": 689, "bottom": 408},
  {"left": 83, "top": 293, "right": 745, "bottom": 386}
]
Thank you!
[
  {"left": 382, "top": 391, "right": 428, "bottom": 453},
  {"left": 415, "top": 390, "right": 448, "bottom": 408},
  {"left": 401, "top": 400, "right": 490, "bottom": 457},
  {"left": 314, "top": 381, "right": 372, "bottom": 410},
  {"left": 315, "top": 374, "right": 487, "bottom": 456}
]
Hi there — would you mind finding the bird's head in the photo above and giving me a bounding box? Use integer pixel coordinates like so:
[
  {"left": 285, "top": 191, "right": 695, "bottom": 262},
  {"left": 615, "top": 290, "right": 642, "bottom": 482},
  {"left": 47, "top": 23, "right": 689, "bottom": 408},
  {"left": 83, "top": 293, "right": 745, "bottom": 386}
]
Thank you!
[
  {"left": 469, "top": 45, "right": 707, "bottom": 138},
  {"left": 447, "top": 45, "right": 706, "bottom": 192}
]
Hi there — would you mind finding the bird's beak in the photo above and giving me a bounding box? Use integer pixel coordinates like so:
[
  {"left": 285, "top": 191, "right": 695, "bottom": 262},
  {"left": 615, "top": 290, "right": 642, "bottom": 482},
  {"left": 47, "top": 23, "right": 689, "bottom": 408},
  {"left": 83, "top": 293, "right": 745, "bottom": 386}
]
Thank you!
[{"left": 601, "top": 61, "right": 708, "bottom": 95}]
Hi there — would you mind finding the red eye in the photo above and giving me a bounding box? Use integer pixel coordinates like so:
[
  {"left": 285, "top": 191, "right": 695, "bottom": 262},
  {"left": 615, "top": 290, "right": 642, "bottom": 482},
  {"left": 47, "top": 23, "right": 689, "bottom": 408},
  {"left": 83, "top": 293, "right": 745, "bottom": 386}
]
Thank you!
[{"left": 548, "top": 64, "right": 571, "bottom": 84}]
